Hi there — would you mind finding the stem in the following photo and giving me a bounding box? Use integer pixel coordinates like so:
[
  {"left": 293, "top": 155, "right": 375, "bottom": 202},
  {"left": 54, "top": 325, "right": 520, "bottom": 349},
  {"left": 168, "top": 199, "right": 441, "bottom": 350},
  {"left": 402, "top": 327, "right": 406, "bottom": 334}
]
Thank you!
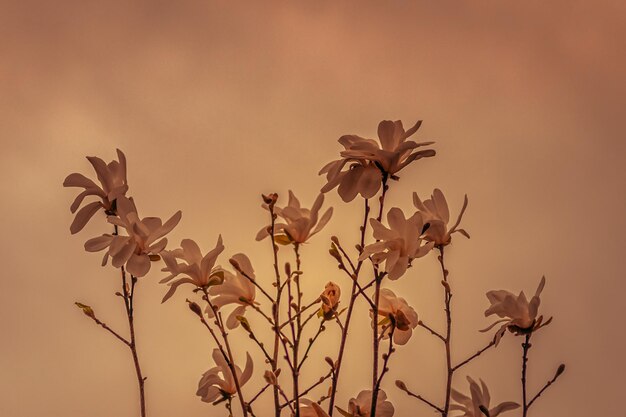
[
  {"left": 121, "top": 269, "right": 146, "bottom": 417},
  {"left": 439, "top": 246, "right": 452, "bottom": 417},
  {"left": 527, "top": 364, "right": 565, "bottom": 409},
  {"left": 268, "top": 201, "right": 283, "bottom": 417},
  {"left": 375, "top": 324, "right": 395, "bottom": 391},
  {"left": 452, "top": 338, "right": 497, "bottom": 372},
  {"left": 111, "top": 219, "right": 147, "bottom": 417},
  {"left": 370, "top": 177, "right": 388, "bottom": 417},
  {"left": 328, "top": 198, "right": 370, "bottom": 416},
  {"left": 201, "top": 289, "right": 248, "bottom": 417},
  {"left": 522, "top": 334, "right": 532, "bottom": 417}
]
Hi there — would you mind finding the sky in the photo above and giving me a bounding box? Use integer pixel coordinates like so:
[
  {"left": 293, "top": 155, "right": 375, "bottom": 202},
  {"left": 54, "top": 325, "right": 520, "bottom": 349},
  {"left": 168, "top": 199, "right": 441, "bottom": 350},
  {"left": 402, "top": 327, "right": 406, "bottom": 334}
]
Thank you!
[{"left": 1, "top": 1, "right": 625, "bottom": 416}]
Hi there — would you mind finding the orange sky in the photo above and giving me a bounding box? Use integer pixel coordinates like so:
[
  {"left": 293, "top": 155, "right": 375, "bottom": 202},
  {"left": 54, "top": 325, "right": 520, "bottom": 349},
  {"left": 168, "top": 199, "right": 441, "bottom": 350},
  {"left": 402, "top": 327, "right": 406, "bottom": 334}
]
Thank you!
[{"left": 1, "top": 1, "right": 625, "bottom": 416}]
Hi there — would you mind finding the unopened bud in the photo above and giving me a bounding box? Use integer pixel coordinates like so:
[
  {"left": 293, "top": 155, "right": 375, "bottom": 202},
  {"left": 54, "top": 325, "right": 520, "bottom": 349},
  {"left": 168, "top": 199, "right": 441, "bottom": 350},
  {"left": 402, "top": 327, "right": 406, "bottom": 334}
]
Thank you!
[
  {"left": 325, "top": 356, "right": 335, "bottom": 369},
  {"left": 263, "top": 370, "right": 278, "bottom": 385},
  {"left": 285, "top": 262, "right": 292, "bottom": 276},
  {"left": 331, "top": 236, "right": 339, "bottom": 245},
  {"left": 556, "top": 363, "right": 566, "bottom": 377},
  {"left": 75, "top": 302, "right": 95, "bottom": 319},
  {"left": 395, "top": 380, "right": 408, "bottom": 391},
  {"left": 186, "top": 299, "right": 203, "bottom": 318},
  {"left": 148, "top": 254, "right": 161, "bottom": 261}
]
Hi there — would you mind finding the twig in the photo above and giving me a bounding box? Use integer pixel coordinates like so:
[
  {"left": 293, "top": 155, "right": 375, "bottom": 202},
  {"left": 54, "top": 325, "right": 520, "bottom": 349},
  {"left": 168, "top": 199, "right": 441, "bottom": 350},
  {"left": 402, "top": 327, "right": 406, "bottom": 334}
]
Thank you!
[
  {"left": 452, "top": 337, "right": 497, "bottom": 372},
  {"left": 527, "top": 364, "right": 566, "bottom": 409},
  {"left": 418, "top": 320, "right": 446, "bottom": 342}
]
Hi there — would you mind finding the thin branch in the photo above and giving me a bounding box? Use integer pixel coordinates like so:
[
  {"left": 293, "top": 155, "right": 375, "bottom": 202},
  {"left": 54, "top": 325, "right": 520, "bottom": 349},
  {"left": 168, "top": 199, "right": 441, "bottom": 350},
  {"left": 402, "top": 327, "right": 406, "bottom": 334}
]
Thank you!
[
  {"left": 527, "top": 364, "right": 566, "bottom": 409},
  {"left": 418, "top": 320, "right": 446, "bottom": 342},
  {"left": 452, "top": 337, "right": 497, "bottom": 371}
]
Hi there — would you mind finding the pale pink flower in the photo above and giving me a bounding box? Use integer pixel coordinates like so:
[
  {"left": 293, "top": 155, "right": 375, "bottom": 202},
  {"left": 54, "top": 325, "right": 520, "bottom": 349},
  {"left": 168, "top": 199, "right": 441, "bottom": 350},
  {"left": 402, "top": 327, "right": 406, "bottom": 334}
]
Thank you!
[
  {"left": 372, "top": 288, "right": 418, "bottom": 346},
  {"left": 481, "top": 277, "right": 551, "bottom": 345},
  {"left": 160, "top": 236, "right": 226, "bottom": 302},
  {"left": 296, "top": 400, "right": 331, "bottom": 417},
  {"left": 320, "top": 281, "right": 341, "bottom": 320},
  {"left": 84, "top": 196, "right": 181, "bottom": 277},
  {"left": 413, "top": 189, "right": 469, "bottom": 246},
  {"left": 450, "top": 376, "right": 519, "bottom": 417},
  {"left": 196, "top": 348, "right": 253, "bottom": 403},
  {"left": 64, "top": 149, "right": 129, "bottom": 234},
  {"left": 345, "top": 389, "right": 394, "bottom": 417},
  {"left": 319, "top": 120, "right": 435, "bottom": 202},
  {"left": 359, "top": 208, "right": 434, "bottom": 280},
  {"left": 208, "top": 253, "right": 257, "bottom": 329},
  {"left": 256, "top": 190, "right": 333, "bottom": 244}
]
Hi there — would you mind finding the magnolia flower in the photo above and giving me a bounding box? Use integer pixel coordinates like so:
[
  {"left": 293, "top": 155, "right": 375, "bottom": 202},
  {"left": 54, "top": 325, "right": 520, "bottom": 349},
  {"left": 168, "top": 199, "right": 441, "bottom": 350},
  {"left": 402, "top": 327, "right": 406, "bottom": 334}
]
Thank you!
[
  {"left": 84, "top": 197, "right": 181, "bottom": 277},
  {"left": 64, "top": 149, "right": 129, "bottom": 234},
  {"left": 208, "top": 253, "right": 257, "bottom": 329},
  {"left": 413, "top": 189, "right": 469, "bottom": 246},
  {"left": 296, "top": 400, "right": 331, "bottom": 417},
  {"left": 256, "top": 190, "right": 333, "bottom": 244},
  {"left": 319, "top": 281, "right": 341, "bottom": 320},
  {"left": 319, "top": 120, "right": 435, "bottom": 202},
  {"left": 481, "top": 276, "right": 551, "bottom": 345},
  {"left": 372, "top": 288, "right": 418, "bottom": 345},
  {"left": 196, "top": 349, "right": 253, "bottom": 403},
  {"left": 160, "top": 236, "right": 226, "bottom": 302},
  {"left": 343, "top": 389, "right": 394, "bottom": 417},
  {"left": 359, "top": 208, "right": 434, "bottom": 280},
  {"left": 450, "top": 376, "right": 519, "bottom": 417}
]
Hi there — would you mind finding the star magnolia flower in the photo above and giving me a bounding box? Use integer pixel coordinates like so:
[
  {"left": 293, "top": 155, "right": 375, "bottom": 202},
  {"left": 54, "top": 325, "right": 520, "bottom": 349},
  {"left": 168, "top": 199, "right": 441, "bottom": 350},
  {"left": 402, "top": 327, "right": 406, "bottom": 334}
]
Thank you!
[
  {"left": 160, "top": 236, "right": 226, "bottom": 303},
  {"left": 345, "top": 389, "right": 395, "bottom": 417},
  {"left": 359, "top": 208, "right": 434, "bottom": 280},
  {"left": 196, "top": 349, "right": 253, "bottom": 403},
  {"left": 413, "top": 189, "right": 469, "bottom": 246},
  {"left": 319, "top": 120, "right": 435, "bottom": 202},
  {"left": 481, "top": 276, "right": 552, "bottom": 345},
  {"left": 450, "top": 376, "right": 519, "bottom": 417},
  {"left": 319, "top": 281, "right": 341, "bottom": 320},
  {"left": 84, "top": 196, "right": 181, "bottom": 277},
  {"left": 208, "top": 253, "right": 257, "bottom": 329},
  {"left": 296, "top": 400, "right": 331, "bottom": 417},
  {"left": 372, "top": 288, "right": 418, "bottom": 345},
  {"left": 64, "top": 149, "right": 129, "bottom": 234},
  {"left": 256, "top": 190, "right": 333, "bottom": 244}
]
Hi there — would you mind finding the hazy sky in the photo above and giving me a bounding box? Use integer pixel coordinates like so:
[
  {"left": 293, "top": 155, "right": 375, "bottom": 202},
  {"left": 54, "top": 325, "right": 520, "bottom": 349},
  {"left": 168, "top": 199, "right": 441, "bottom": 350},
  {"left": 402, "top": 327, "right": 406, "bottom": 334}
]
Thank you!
[{"left": 1, "top": 1, "right": 625, "bottom": 416}]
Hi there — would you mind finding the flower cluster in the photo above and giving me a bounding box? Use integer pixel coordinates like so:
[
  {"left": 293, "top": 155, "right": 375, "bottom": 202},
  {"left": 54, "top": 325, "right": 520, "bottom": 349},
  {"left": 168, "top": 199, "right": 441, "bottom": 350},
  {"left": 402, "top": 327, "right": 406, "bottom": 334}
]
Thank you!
[{"left": 66, "top": 118, "right": 563, "bottom": 417}]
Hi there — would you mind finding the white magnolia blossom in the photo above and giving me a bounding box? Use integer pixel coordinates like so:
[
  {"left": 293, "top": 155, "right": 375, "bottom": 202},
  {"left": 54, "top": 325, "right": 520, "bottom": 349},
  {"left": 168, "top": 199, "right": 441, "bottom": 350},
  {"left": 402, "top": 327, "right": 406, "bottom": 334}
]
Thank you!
[
  {"left": 360, "top": 208, "right": 434, "bottom": 280},
  {"left": 256, "top": 190, "right": 333, "bottom": 244},
  {"left": 372, "top": 288, "right": 418, "bottom": 346},
  {"left": 346, "top": 389, "right": 394, "bottom": 417},
  {"left": 319, "top": 120, "right": 435, "bottom": 202},
  {"left": 160, "top": 236, "right": 226, "bottom": 302},
  {"left": 64, "top": 149, "right": 128, "bottom": 234},
  {"left": 84, "top": 196, "right": 181, "bottom": 277},
  {"left": 413, "top": 188, "right": 469, "bottom": 246},
  {"left": 450, "top": 376, "right": 519, "bottom": 417},
  {"left": 481, "top": 276, "right": 551, "bottom": 345},
  {"left": 208, "top": 253, "right": 257, "bottom": 329},
  {"left": 297, "top": 400, "right": 331, "bottom": 417},
  {"left": 196, "top": 349, "right": 253, "bottom": 403}
]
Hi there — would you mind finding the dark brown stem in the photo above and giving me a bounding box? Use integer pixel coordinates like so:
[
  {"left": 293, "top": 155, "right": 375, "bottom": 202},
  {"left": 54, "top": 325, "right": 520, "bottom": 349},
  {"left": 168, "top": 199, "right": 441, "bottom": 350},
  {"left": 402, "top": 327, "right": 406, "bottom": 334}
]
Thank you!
[
  {"left": 522, "top": 333, "right": 532, "bottom": 417},
  {"left": 398, "top": 384, "right": 444, "bottom": 414},
  {"left": 328, "top": 198, "right": 370, "bottom": 416},
  {"left": 438, "top": 246, "right": 452, "bottom": 417},
  {"left": 452, "top": 337, "right": 497, "bottom": 372},
  {"left": 201, "top": 289, "right": 248, "bottom": 417},
  {"left": 527, "top": 364, "right": 565, "bottom": 409},
  {"left": 418, "top": 320, "right": 446, "bottom": 342},
  {"left": 370, "top": 176, "right": 388, "bottom": 417},
  {"left": 375, "top": 324, "right": 395, "bottom": 391},
  {"left": 267, "top": 201, "right": 284, "bottom": 417},
  {"left": 122, "top": 269, "right": 146, "bottom": 417}
]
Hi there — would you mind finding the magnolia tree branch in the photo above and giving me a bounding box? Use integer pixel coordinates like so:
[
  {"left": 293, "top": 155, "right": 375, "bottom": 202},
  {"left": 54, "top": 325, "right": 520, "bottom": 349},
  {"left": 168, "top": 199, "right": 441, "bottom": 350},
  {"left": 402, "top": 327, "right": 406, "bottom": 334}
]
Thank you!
[{"left": 327, "top": 198, "right": 370, "bottom": 416}]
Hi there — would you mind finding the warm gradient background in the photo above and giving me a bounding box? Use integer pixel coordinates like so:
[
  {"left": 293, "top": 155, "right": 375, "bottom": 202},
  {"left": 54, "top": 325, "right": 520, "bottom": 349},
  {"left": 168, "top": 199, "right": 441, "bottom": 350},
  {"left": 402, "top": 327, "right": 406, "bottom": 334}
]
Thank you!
[{"left": 2, "top": 1, "right": 625, "bottom": 416}]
